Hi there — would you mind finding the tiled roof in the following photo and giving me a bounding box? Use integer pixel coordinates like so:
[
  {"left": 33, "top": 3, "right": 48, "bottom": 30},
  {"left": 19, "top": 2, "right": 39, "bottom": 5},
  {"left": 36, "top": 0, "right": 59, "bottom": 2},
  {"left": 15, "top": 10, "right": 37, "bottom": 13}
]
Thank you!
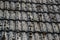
[{"left": 0, "top": 0, "right": 60, "bottom": 40}]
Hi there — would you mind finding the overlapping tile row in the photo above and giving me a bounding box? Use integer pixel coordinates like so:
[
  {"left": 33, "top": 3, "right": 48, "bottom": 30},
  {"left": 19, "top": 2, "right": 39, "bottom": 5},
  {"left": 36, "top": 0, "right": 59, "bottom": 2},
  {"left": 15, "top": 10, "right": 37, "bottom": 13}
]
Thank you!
[
  {"left": 0, "top": 10, "right": 60, "bottom": 22},
  {"left": 0, "top": 0, "right": 60, "bottom": 12},
  {"left": 0, "top": 0, "right": 60, "bottom": 40},
  {"left": 0, "top": 32, "right": 60, "bottom": 40},
  {"left": 0, "top": 20, "right": 60, "bottom": 33}
]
